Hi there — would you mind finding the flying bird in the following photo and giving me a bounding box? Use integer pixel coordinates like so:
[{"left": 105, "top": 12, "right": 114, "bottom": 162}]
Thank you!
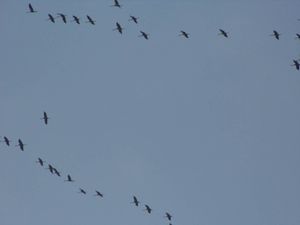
[
  {"left": 53, "top": 168, "right": 61, "bottom": 177},
  {"left": 129, "top": 15, "right": 139, "bottom": 24},
  {"left": 16, "top": 139, "right": 25, "bottom": 151},
  {"left": 79, "top": 188, "right": 87, "bottom": 194},
  {"left": 144, "top": 204, "right": 152, "bottom": 214},
  {"left": 295, "top": 33, "right": 300, "bottom": 40},
  {"left": 47, "top": 14, "right": 55, "bottom": 23},
  {"left": 28, "top": 3, "right": 37, "bottom": 13},
  {"left": 165, "top": 212, "right": 172, "bottom": 221},
  {"left": 111, "top": 0, "right": 121, "bottom": 8},
  {"left": 41, "top": 111, "right": 49, "bottom": 125},
  {"left": 1, "top": 136, "right": 11, "bottom": 146},
  {"left": 86, "top": 15, "right": 95, "bottom": 25},
  {"left": 57, "top": 13, "right": 67, "bottom": 23},
  {"left": 271, "top": 30, "right": 280, "bottom": 40},
  {"left": 219, "top": 29, "right": 228, "bottom": 38},
  {"left": 114, "top": 22, "right": 123, "bottom": 34},
  {"left": 94, "top": 191, "right": 104, "bottom": 197},
  {"left": 72, "top": 16, "right": 80, "bottom": 24},
  {"left": 65, "top": 174, "right": 74, "bottom": 182},
  {"left": 36, "top": 158, "right": 45, "bottom": 166},
  {"left": 139, "top": 31, "right": 149, "bottom": 40},
  {"left": 292, "top": 60, "right": 300, "bottom": 70},
  {"left": 47, "top": 164, "right": 54, "bottom": 174},
  {"left": 179, "top": 30, "right": 190, "bottom": 38},
  {"left": 132, "top": 196, "right": 139, "bottom": 206}
]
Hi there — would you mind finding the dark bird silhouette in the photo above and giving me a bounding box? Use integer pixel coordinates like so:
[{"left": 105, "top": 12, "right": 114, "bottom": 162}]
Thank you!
[
  {"left": 179, "top": 30, "right": 189, "bottom": 38},
  {"left": 28, "top": 3, "right": 37, "bottom": 13},
  {"left": 111, "top": 0, "right": 121, "bottom": 8},
  {"left": 292, "top": 60, "right": 300, "bottom": 70},
  {"left": 86, "top": 15, "right": 95, "bottom": 25},
  {"left": 47, "top": 14, "right": 55, "bottom": 23},
  {"left": 114, "top": 22, "right": 123, "bottom": 34},
  {"left": 271, "top": 30, "right": 280, "bottom": 40},
  {"left": 16, "top": 139, "right": 25, "bottom": 151},
  {"left": 139, "top": 31, "right": 149, "bottom": 40},
  {"left": 1, "top": 136, "right": 11, "bottom": 146},
  {"left": 129, "top": 15, "right": 138, "bottom": 24},
  {"left": 72, "top": 16, "right": 80, "bottom": 24},
  {"left": 79, "top": 188, "right": 87, "bottom": 194},
  {"left": 165, "top": 212, "right": 172, "bottom": 221},
  {"left": 41, "top": 111, "right": 49, "bottom": 125},
  {"left": 94, "top": 191, "right": 104, "bottom": 197},
  {"left": 36, "top": 158, "right": 45, "bottom": 166},
  {"left": 47, "top": 164, "right": 54, "bottom": 174},
  {"left": 132, "top": 195, "right": 139, "bottom": 206},
  {"left": 295, "top": 33, "right": 300, "bottom": 40},
  {"left": 144, "top": 204, "right": 152, "bottom": 214},
  {"left": 219, "top": 29, "right": 228, "bottom": 38},
  {"left": 65, "top": 174, "right": 74, "bottom": 182},
  {"left": 57, "top": 13, "right": 67, "bottom": 23},
  {"left": 53, "top": 168, "right": 61, "bottom": 177}
]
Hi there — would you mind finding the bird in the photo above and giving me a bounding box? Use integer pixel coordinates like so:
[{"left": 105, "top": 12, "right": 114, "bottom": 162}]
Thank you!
[
  {"left": 94, "top": 191, "right": 104, "bottom": 197},
  {"left": 219, "top": 29, "right": 228, "bottom": 38},
  {"left": 139, "top": 31, "right": 149, "bottom": 40},
  {"left": 114, "top": 22, "right": 123, "bottom": 34},
  {"left": 16, "top": 139, "right": 25, "bottom": 151},
  {"left": 47, "top": 164, "right": 54, "bottom": 174},
  {"left": 86, "top": 15, "right": 95, "bottom": 25},
  {"left": 179, "top": 30, "right": 190, "bottom": 38},
  {"left": 57, "top": 13, "right": 67, "bottom": 23},
  {"left": 291, "top": 60, "right": 300, "bottom": 70},
  {"left": 129, "top": 15, "right": 139, "bottom": 24},
  {"left": 71, "top": 16, "right": 80, "bottom": 24},
  {"left": 47, "top": 14, "right": 55, "bottom": 23},
  {"left": 144, "top": 204, "right": 152, "bottom": 214},
  {"left": 271, "top": 30, "right": 280, "bottom": 40},
  {"left": 28, "top": 3, "right": 37, "bottom": 13},
  {"left": 295, "top": 33, "right": 300, "bottom": 40},
  {"left": 36, "top": 158, "right": 45, "bottom": 166},
  {"left": 53, "top": 168, "right": 61, "bottom": 177},
  {"left": 165, "top": 212, "right": 172, "bottom": 221},
  {"left": 132, "top": 196, "right": 139, "bottom": 206},
  {"left": 65, "top": 174, "right": 74, "bottom": 182},
  {"left": 41, "top": 111, "right": 49, "bottom": 125},
  {"left": 79, "top": 188, "right": 87, "bottom": 194},
  {"left": 1, "top": 136, "right": 11, "bottom": 146},
  {"left": 111, "top": 0, "right": 121, "bottom": 8}
]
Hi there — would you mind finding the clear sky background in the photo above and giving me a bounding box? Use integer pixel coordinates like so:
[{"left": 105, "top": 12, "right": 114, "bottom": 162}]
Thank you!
[{"left": 0, "top": 1, "right": 300, "bottom": 225}]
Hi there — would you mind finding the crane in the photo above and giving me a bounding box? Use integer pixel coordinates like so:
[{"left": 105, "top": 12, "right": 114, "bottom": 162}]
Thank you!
[
  {"left": 292, "top": 60, "right": 300, "bottom": 70},
  {"left": 36, "top": 158, "right": 45, "bottom": 166},
  {"left": 41, "top": 111, "right": 49, "bottom": 125},
  {"left": 47, "top": 14, "right": 55, "bottom": 23},
  {"left": 79, "top": 188, "right": 87, "bottom": 194},
  {"left": 111, "top": 0, "right": 121, "bottom": 8},
  {"left": 53, "top": 168, "right": 61, "bottom": 177},
  {"left": 131, "top": 196, "right": 139, "bottom": 206},
  {"left": 129, "top": 15, "right": 139, "bottom": 24},
  {"left": 219, "top": 29, "right": 228, "bottom": 38},
  {"left": 16, "top": 139, "right": 25, "bottom": 151},
  {"left": 28, "top": 3, "right": 37, "bottom": 13},
  {"left": 271, "top": 30, "right": 280, "bottom": 40},
  {"left": 86, "top": 15, "right": 95, "bottom": 25},
  {"left": 139, "top": 31, "right": 149, "bottom": 40},
  {"left": 47, "top": 164, "right": 54, "bottom": 174},
  {"left": 57, "top": 13, "right": 67, "bottom": 23},
  {"left": 114, "top": 22, "right": 123, "bottom": 34},
  {"left": 72, "top": 16, "right": 80, "bottom": 24},
  {"left": 165, "top": 212, "right": 172, "bottom": 221},
  {"left": 1, "top": 136, "right": 11, "bottom": 146},
  {"left": 144, "top": 204, "right": 152, "bottom": 214},
  {"left": 95, "top": 191, "right": 104, "bottom": 197},
  {"left": 179, "top": 30, "right": 189, "bottom": 38}
]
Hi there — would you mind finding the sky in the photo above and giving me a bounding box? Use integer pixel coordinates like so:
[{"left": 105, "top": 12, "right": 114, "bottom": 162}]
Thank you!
[{"left": 0, "top": 1, "right": 300, "bottom": 225}]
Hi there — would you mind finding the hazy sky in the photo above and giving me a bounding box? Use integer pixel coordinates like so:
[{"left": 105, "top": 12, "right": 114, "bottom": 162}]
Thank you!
[{"left": 0, "top": 1, "right": 300, "bottom": 225}]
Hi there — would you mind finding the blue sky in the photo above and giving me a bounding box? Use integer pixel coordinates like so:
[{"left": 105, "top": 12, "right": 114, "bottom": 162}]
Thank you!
[{"left": 0, "top": 1, "right": 300, "bottom": 225}]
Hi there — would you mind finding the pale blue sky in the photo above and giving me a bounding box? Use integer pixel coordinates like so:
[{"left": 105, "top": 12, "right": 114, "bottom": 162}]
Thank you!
[{"left": 0, "top": 1, "right": 300, "bottom": 225}]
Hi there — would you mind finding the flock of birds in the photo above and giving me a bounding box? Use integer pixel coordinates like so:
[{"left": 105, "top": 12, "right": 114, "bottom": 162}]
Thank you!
[
  {"left": 1, "top": 110, "right": 174, "bottom": 224},
  {"left": 26, "top": 1, "right": 300, "bottom": 70}
]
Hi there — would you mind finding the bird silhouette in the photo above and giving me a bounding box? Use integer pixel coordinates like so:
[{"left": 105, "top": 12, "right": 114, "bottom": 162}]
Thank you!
[
  {"left": 1, "top": 136, "right": 11, "bottom": 146},
  {"left": 41, "top": 111, "right": 49, "bottom": 125},
  {"left": 36, "top": 158, "right": 45, "bottom": 166},
  {"left": 28, "top": 3, "right": 37, "bottom": 13},
  {"left": 47, "top": 164, "right": 54, "bottom": 174},
  {"left": 295, "top": 33, "right": 300, "bottom": 40},
  {"left": 94, "top": 191, "right": 104, "bottom": 197},
  {"left": 16, "top": 139, "right": 25, "bottom": 151},
  {"left": 57, "top": 13, "right": 67, "bottom": 24},
  {"left": 131, "top": 195, "right": 139, "bottom": 206},
  {"left": 79, "top": 188, "right": 87, "bottom": 194},
  {"left": 271, "top": 30, "right": 280, "bottom": 40},
  {"left": 111, "top": 0, "right": 121, "bottom": 8},
  {"left": 129, "top": 15, "right": 139, "bottom": 24},
  {"left": 291, "top": 60, "right": 300, "bottom": 70},
  {"left": 47, "top": 14, "right": 55, "bottom": 23},
  {"left": 139, "top": 31, "right": 149, "bottom": 40},
  {"left": 53, "top": 168, "right": 61, "bottom": 177},
  {"left": 71, "top": 16, "right": 80, "bottom": 24},
  {"left": 179, "top": 30, "right": 190, "bottom": 38},
  {"left": 144, "top": 204, "right": 152, "bottom": 214},
  {"left": 165, "top": 212, "right": 172, "bottom": 221},
  {"left": 86, "top": 15, "right": 95, "bottom": 25},
  {"left": 64, "top": 174, "right": 74, "bottom": 182},
  {"left": 219, "top": 29, "right": 228, "bottom": 38},
  {"left": 114, "top": 22, "right": 123, "bottom": 34}
]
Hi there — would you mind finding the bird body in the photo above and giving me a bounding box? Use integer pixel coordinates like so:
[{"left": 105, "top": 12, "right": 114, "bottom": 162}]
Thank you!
[
  {"left": 42, "top": 111, "right": 49, "bottom": 125},
  {"left": 79, "top": 188, "right": 87, "bottom": 194},
  {"left": 28, "top": 3, "right": 37, "bottom": 13},
  {"left": 47, "top": 14, "right": 55, "bottom": 23},
  {"left": 16, "top": 139, "right": 25, "bottom": 151},
  {"left": 272, "top": 30, "right": 280, "bottom": 40},
  {"left": 112, "top": 0, "right": 121, "bottom": 8},
  {"left": 219, "top": 29, "right": 228, "bottom": 38},
  {"left": 72, "top": 16, "right": 80, "bottom": 24},
  {"left": 139, "top": 31, "right": 149, "bottom": 40},
  {"left": 180, "top": 30, "right": 189, "bottom": 38},
  {"left": 129, "top": 16, "right": 138, "bottom": 24},
  {"left": 115, "top": 22, "right": 123, "bottom": 34},
  {"left": 165, "top": 212, "right": 172, "bottom": 221},
  {"left": 144, "top": 204, "right": 152, "bottom": 214},
  {"left": 95, "top": 191, "right": 104, "bottom": 197},
  {"left": 132, "top": 196, "right": 139, "bottom": 206},
  {"left": 65, "top": 174, "right": 74, "bottom": 182},
  {"left": 86, "top": 15, "right": 95, "bottom": 25},
  {"left": 37, "top": 158, "right": 45, "bottom": 166},
  {"left": 292, "top": 60, "right": 300, "bottom": 70},
  {"left": 2, "top": 136, "right": 10, "bottom": 146},
  {"left": 57, "top": 13, "right": 67, "bottom": 23}
]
